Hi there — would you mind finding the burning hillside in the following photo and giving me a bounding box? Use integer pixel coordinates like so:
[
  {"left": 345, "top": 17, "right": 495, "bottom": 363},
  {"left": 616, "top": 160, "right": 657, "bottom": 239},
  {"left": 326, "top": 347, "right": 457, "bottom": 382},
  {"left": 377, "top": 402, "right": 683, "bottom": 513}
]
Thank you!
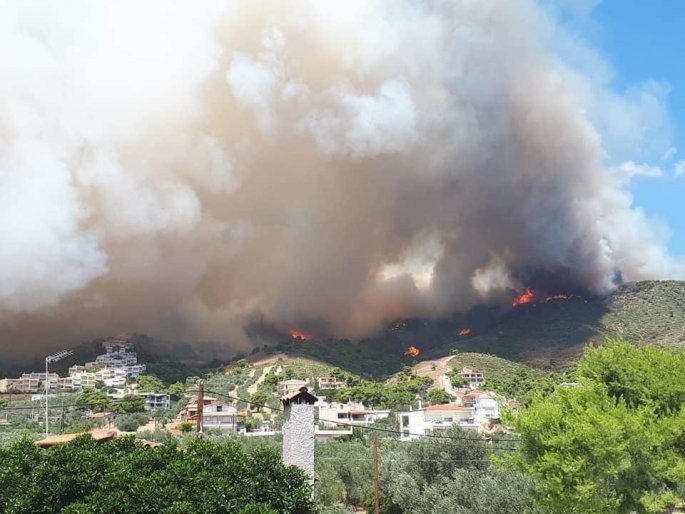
[
  {"left": 512, "top": 288, "right": 536, "bottom": 308},
  {"left": 289, "top": 329, "right": 313, "bottom": 341},
  {"left": 404, "top": 346, "right": 421, "bottom": 358},
  {"left": 0, "top": 1, "right": 682, "bottom": 359},
  {"left": 512, "top": 288, "right": 576, "bottom": 308}
]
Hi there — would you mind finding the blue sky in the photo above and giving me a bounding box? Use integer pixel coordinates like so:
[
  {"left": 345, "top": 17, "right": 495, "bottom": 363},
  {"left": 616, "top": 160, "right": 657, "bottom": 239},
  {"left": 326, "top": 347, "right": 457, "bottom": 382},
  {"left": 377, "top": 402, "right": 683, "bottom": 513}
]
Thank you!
[{"left": 559, "top": 1, "right": 685, "bottom": 254}]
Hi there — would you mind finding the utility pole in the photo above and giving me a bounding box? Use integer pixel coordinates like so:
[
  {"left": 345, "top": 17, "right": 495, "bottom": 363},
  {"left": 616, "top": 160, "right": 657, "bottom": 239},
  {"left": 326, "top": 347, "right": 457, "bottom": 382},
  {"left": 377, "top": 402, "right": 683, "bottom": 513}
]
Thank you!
[
  {"left": 45, "top": 357, "right": 49, "bottom": 435},
  {"left": 373, "top": 437, "right": 380, "bottom": 514},
  {"left": 60, "top": 404, "right": 65, "bottom": 434},
  {"left": 44, "top": 349, "right": 72, "bottom": 437},
  {"left": 196, "top": 380, "right": 204, "bottom": 436}
]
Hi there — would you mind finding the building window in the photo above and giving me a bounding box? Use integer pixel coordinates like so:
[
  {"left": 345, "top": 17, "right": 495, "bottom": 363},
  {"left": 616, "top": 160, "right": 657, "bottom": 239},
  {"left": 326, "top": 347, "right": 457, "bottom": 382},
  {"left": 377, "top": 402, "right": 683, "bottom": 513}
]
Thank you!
[{"left": 216, "top": 406, "right": 222, "bottom": 412}]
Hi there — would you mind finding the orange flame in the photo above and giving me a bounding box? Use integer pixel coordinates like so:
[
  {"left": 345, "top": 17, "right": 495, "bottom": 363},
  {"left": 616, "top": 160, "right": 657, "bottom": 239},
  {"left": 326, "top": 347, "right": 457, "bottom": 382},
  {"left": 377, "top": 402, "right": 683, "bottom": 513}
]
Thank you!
[
  {"left": 404, "top": 346, "right": 420, "bottom": 357},
  {"left": 512, "top": 288, "right": 535, "bottom": 307},
  {"left": 458, "top": 328, "right": 471, "bottom": 336},
  {"left": 289, "top": 329, "right": 313, "bottom": 341},
  {"left": 545, "top": 294, "right": 569, "bottom": 302}
]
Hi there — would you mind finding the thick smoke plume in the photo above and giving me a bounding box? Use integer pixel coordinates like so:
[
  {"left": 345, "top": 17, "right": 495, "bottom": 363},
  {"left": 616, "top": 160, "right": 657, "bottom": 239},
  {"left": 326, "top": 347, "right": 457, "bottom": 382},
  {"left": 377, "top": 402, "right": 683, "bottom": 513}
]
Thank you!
[{"left": 1, "top": 0, "right": 683, "bottom": 358}]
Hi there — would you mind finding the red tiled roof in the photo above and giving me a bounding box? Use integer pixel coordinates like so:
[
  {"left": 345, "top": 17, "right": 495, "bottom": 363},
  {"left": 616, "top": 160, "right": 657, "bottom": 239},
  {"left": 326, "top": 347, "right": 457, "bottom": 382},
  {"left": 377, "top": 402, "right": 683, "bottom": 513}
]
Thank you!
[{"left": 36, "top": 429, "right": 117, "bottom": 448}]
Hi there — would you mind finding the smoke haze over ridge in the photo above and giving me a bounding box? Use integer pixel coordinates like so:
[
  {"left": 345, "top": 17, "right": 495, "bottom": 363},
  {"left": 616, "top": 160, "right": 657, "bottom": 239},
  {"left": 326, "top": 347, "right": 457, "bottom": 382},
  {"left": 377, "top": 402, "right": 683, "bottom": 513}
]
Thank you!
[{"left": 1, "top": 0, "right": 683, "bottom": 358}]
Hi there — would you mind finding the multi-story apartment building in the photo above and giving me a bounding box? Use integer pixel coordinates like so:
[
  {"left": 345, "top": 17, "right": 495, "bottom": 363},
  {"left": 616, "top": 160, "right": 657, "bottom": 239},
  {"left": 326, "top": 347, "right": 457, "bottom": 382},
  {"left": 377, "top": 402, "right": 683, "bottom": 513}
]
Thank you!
[
  {"left": 95, "top": 351, "right": 138, "bottom": 368},
  {"left": 0, "top": 337, "right": 145, "bottom": 394},
  {"left": 1, "top": 373, "right": 59, "bottom": 393},
  {"left": 137, "top": 392, "right": 171, "bottom": 411},
  {"left": 456, "top": 367, "right": 485, "bottom": 389}
]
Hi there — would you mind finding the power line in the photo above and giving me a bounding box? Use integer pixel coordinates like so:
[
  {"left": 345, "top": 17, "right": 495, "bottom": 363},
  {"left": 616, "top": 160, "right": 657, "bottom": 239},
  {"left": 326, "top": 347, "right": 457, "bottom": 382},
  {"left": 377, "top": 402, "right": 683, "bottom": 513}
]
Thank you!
[
  {"left": 0, "top": 399, "right": 140, "bottom": 412},
  {"left": 2, "top": 404, "right": 79, "bottom": 412}
]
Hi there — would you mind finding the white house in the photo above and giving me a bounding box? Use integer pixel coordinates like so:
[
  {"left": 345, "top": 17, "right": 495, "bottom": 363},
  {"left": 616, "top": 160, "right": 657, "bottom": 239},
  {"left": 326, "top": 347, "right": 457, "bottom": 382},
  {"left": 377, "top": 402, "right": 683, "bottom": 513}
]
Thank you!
[
  {"left": 278, "top": 379, "right": 309, "bottom": 397},
  {"left": 398, "top": 392, "right": 501, "bottom": 441},
  {"left": 317, "top": 377, "right": 347, "bottom": 390},
  {"left": 474, "top": 395, "right": 500, "bottom": 421},
  {"left": 181, "top": 396, "right": 240, "bottom": 433},
  {"left": 316, "top": 400, "right": 390, "bottom": 428},
  {"left": 456, "top": 368, "right": 485, "bottom": 389},
  {"left": 137, "top": 392, "right": 170, "bottom": 411},
  {"left": 398, "top": 405, "right": 479, "bottom": 441}
]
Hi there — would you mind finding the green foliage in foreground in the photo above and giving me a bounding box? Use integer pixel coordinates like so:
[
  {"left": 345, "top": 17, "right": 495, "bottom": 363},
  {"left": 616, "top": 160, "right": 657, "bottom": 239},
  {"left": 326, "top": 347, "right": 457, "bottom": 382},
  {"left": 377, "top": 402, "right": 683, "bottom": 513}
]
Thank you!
[
  {"left": 0, "top": 436, "right": 313, "bottom": 514},
  {"left": 505, "top": 339, "right": 685, "bottom": 514},
  {"left": 316, "top": 428, "right": 532, "bottom": 513}
]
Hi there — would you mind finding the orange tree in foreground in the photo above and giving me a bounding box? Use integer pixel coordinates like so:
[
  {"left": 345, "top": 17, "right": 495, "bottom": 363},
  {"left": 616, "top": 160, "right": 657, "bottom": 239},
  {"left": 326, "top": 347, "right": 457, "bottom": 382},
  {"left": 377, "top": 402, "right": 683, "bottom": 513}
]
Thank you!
[{"left": 0, "top": 436, "right": 313, "bottom": 514}]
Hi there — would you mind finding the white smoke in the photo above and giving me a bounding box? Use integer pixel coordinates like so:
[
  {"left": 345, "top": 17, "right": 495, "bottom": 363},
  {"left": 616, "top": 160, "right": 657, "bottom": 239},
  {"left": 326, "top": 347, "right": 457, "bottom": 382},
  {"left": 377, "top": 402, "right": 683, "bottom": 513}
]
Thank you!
[{"left": 0, "top": 0, "right": 682, "bottom": 357}]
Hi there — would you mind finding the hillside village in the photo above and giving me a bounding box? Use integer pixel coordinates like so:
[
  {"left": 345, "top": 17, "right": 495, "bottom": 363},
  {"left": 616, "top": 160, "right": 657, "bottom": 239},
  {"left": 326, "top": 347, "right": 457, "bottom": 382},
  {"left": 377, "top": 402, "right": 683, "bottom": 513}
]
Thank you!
[
  {"left": 2, "top": 294, "right": 685, "bottom": 512},
  {"left": 0, "top": 335, "right": 513, "bottom": 443},
  {"left": 0, "top": 282, "right": 682, "bottom": 513}
]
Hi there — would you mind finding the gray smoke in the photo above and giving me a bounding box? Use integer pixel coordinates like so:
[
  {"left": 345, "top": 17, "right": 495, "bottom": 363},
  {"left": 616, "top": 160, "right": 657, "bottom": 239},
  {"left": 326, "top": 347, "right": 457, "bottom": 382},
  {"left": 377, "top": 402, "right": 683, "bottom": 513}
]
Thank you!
[{"left": 0, "top": 0, "right": 683, "bottom": 358}]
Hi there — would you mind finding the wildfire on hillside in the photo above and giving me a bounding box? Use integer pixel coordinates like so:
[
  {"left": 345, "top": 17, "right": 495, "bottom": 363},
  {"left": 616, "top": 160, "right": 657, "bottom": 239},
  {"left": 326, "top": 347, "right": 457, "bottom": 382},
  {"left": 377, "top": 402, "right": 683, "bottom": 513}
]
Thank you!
[
  {"left": 458, "top": 328, "right": 471, "bottom": 336},
  {"left": 289, "top": 329, "right": 313, "bottom": 341},
  {"left": 512, "top": 287, "right": 535, "bottom": 307},
  {"left": 404, "top": 346, "right": 420, "bottom": 358}
]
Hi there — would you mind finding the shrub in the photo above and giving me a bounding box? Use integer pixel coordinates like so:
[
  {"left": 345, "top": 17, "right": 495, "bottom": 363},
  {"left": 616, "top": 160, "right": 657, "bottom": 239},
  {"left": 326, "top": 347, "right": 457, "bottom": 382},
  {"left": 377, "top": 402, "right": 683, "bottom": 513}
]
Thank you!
[
  {"left": 0, "top": 436, "right": 314, "bottom": 513},
  {"left": 178, "top": 421, "right": 194, "bottom": 433},
  {"left": 114, "top": 413, "right": 149, "bottom": 432}
]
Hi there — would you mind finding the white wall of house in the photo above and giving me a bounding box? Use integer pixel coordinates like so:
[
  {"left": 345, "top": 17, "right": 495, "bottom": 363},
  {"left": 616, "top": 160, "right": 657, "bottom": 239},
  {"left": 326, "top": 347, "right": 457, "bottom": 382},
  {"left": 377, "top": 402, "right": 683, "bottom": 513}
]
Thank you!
[
  {"left": 474, "top": 397, "right": 500, "bottom": 420},
  {"left": 278, "top": 379, "right": 309, "bottom": 397},
  {"left": 202, "top": 402, "right": 238, "bottom": 433},
  {"left": 316, "top": 401, "right": 389, "bottom": 428},
  {"left": 398, "top": 406, "right": 480, "bottom": 441},
  {"left": 442, "top": 374, "right": 454, "bottom": 395}
]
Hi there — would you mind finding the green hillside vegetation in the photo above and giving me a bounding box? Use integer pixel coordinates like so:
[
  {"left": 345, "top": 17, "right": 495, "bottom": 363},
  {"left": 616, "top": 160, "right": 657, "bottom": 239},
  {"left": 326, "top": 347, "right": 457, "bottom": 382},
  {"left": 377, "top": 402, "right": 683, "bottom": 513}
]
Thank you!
[
  {"left": 447, "top": 352, "right": 573, "bottom": 403},
  {"left": 600, "top": 281, "right": 685, "bottom": 347}
]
